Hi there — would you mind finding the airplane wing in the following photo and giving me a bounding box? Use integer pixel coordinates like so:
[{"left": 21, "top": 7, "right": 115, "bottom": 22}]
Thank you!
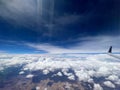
[{"left": 107, "top": 46, "right": 120, "bottom": 59}]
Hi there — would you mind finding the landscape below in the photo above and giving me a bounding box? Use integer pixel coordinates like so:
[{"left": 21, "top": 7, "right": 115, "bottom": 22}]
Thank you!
[{"left": 0, "top": 54, "right": 120, "bottom": 90}]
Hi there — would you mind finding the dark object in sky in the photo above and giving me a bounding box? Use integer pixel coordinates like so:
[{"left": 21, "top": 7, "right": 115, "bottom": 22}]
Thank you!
[
  {"left": 108, "top": 46, "right": 112, "bottom": 53},
  {"left": 108, "top": 46, "right": 120, "bottom": 60}
]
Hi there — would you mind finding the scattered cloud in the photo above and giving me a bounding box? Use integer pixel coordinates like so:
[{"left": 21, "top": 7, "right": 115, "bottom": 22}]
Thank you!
[
  {"left": 36, "top": 86, "right": 40, "bottom": 90},
  {"left": 68, "top": 74, "right": 75, "bottom": 80},
  {"left": 56, "top": 72, "right": 63, "bottom": 77},
  {"left": 26, "top": 74, "right": 34, "bottom": 79},
  {"left": 19, "top": 71, "right": 25, "bottom": 75},
  {"left": 106, "top": 75, "right": 119, "bottom": 82},
  {"left": 93, "top": 84, "right": 103, "bottom": 90},
  {"left": 103, "top": 81, "right": 115, "bottom": 88},
  {"left": 0, "top": 53, "right": 120, "bottom": 89},
  {"left": 43, "top": 69, "right": 50, "bottom": 75}
]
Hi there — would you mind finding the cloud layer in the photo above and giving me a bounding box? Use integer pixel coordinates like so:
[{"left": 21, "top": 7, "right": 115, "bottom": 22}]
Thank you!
[
  {"left": 0, "top": 54, "right": 120, "bottom": 89},
  {"left": 25, "top": 36, "right": 120, "bottom": 53}
]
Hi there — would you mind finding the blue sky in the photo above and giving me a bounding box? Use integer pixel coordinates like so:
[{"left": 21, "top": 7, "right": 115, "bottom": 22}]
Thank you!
[{"left": 0, "top": 0, "right": 120, "bottom": 54}]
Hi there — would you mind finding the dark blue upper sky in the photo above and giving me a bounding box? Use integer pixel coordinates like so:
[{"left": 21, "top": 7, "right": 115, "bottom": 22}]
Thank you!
[{"left": 0, "top": 0, "right": 120, "bottom": 54}]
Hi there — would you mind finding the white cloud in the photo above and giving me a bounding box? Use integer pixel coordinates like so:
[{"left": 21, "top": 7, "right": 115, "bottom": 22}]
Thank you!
[
  {"left": 63, "top": 71, "right": 73, "bottom": 77},
  {"left": 75, "top": 70, "right": 91, "bottom": 82},
  {"left": 26, "top": 43, "right": 77, "bottom": 54},
  {"left": 43, "top": 69, "right": 49, "bottom": 75},
  {"left": 36, "top": 86, "right": 40, "bottom": 90},
  {"left": 26, "top": 74, "right": 34, "bottom": 79},
  {"left": 19, "top": 71, "right": 25, "bottom": 75},
  {"left": 103, "top": 81, "right": 115, "bottom": 88},
  {"left": 88, "top": 78, "right": 94, "bottom": 83},
  {"left": 62, "top": 69, "right": 76, "bottom": 80},
  {"left": 68, "top": 75, "right": 75, "bottom": 80},
  {"left": 106, "top": 75, "right": 119, "bottom": 82},
  {"left": 96, "top": 66, "right": 110, "bottom": 77},
  {"left": 0, "top": 53, "right": 120, "bottom": 89},
  {"left": 25, "top": 36, "right": 120, "bottom": 54},
  {"left": 57, "top": 72, "right": 63, "bottom": 76},
  {"left": 93, "top": 84, "right": 103, "bottom": 90}
]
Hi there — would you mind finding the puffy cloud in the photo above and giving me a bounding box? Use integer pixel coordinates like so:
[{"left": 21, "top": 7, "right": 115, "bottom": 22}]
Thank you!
[
  {"left": 36, "top": 86, "right": 40, "bottom": 90},
  {"left": 96, "top": 67, "right": 110, "bottom": 77},
  {"left": 56, "top": 72, "right": 63, "bottom": 76},
  {"left": 0, "top": 53, "right": 120, "bottom": 89},
  {"left": 75, "top": 70, "right": 91, "bottom": 82},
  {"left": 88, "top": 78, "right": 94, "bottom": 83},
  {"left": 26, "top": 74, "right": 34, "bottom": 79},
  {"left": 103, "top": 81, "right": 115, "bottom": 88},
  {"left": 93, "top": 84, "right": 103, "bottom": 90},
  {"left": 19, "top": 71, "right": 25, "bottom": 75},
  {"left": 43, "top": 69, "right": 50, "bottom": 75},
  {"left": 106, "top": 75, "right": 119, "bottom": 82},
  {"left": 68, "top": 75, "right": 75, "bottom": 80}
]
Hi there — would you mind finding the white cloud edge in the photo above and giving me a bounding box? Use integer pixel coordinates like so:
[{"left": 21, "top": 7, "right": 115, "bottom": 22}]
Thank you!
[
  {"left": 25, "top": 36, "right": 120, "bottom": 54},
  {"left": 103, "top": 81, "right": 115, "bottom": 88},
  {"left": 93, "top": 84, "right": 103, "bottom": 90},
  {"left": 0, "top": 54, "right": 120, "bottom": 89}
]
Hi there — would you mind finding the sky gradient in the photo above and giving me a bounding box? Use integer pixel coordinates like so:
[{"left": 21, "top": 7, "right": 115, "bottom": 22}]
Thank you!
[{"left": 0, "top": 0, "right": 120, "bottom": 54}]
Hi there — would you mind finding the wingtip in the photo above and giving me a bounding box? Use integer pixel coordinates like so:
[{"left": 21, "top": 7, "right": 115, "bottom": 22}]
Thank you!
[{"left": 108, "top": 46, "right": 112, "bottom": 53}]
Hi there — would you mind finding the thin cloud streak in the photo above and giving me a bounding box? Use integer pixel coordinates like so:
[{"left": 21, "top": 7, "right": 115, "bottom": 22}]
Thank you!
[
  {"left": 26, "top": 36, "right": 120, "bottom": 54},
  {"left": 0, "top": 0, "right": 37, "bottom": 27}
]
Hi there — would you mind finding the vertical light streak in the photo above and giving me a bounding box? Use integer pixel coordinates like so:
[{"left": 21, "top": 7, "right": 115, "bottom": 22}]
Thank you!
[
  {"left": 37, "top": 0, "right": 42, "bottom": 24},
  {"left": 36, "top": 0, "right": 43, "bottom": 43},
  {"left": 48, "top": 0, "right": 54, "bottom": 41},
  {"left": 36, "top": 0, "right": 55, "bottom": 42}
]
